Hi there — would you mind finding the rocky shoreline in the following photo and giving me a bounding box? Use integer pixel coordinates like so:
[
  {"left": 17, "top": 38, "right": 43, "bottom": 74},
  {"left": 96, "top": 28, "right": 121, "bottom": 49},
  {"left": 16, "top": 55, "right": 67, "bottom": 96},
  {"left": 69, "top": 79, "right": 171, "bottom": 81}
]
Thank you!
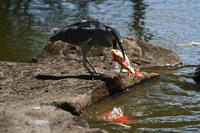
[{"left": 0, "top": 36, "right": 181, "bottom": 133}]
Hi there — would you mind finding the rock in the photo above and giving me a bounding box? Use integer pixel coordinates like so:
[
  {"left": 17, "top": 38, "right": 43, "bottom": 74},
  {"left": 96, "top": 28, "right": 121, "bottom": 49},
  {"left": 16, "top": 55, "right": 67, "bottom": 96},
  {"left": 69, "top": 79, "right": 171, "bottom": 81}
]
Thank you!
[
  {"left": 33, "top": 36, "right": 182, "bottom": 69},
  {"left": 122, "top": 36, "right": 182, "bottom": 68},
  {"left": 176, "top": 42, "right": 200, "bottom": 46},
  {"left": 0, "top": 35, "right": 181, "bottom": 133},
  {"left": 0, "top": 104, "right": 107, "bottom": 133},
  {"left": 0, "top": 61, "right": 158, "bottom": 114},
  {"left": 194, "top": 67, "right": 200, "bottom": 82}
]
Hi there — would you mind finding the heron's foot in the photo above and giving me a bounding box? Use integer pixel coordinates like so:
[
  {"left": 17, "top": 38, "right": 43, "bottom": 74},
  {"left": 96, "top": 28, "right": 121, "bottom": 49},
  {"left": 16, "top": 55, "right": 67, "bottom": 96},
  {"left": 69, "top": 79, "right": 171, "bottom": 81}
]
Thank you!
[
  {"left": 94, "top": 69, "right": 104, "bottom": 75},
  {"left": 89, "top": 72, "right": 103, "bottom": 80}
]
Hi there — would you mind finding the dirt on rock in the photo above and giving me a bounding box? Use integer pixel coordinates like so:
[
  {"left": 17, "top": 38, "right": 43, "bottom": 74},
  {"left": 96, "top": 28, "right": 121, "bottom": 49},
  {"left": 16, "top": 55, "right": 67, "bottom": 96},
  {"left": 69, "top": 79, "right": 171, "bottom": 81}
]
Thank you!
[{"left": 0, "top": 35, "right": 181, "bottom": 133}]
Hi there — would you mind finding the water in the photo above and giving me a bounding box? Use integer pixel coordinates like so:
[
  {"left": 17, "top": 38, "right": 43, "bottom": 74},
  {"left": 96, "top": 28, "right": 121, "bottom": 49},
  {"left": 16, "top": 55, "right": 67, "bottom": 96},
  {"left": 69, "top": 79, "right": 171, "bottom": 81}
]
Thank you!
[
  {"left": 82, "top": 67, "right": 200, "bottom": 132},
  {"left": 0, "top": 0, "right": 200, "bottom": 132}
]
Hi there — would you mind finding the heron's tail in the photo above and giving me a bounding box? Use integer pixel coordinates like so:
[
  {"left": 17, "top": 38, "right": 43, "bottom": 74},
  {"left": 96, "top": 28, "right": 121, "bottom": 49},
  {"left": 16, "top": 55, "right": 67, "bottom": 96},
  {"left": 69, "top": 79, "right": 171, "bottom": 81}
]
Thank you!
[{"left": 49, "top": 28, "right": 63, "bottom": 42}]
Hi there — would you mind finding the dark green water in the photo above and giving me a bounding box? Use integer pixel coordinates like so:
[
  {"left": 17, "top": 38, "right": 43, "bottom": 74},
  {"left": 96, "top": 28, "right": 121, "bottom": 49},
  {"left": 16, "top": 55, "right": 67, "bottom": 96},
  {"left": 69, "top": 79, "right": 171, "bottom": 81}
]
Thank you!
[
  {"left": 0, "top": 0, "right": 200, "bottom": 132},
  {"left": 82, "top": 67, "right": 200, "bottom": 133}
]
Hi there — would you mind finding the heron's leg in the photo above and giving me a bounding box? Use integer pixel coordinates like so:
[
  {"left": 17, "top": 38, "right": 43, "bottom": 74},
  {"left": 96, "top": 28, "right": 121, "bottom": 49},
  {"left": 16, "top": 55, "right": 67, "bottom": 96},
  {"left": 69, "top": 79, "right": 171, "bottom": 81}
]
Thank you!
[
  {"left": 81, "top": 44, "right": 93, "bottom": 75},
  {"left": 86, "top": 59, "right": 99, "bottom": 74}
]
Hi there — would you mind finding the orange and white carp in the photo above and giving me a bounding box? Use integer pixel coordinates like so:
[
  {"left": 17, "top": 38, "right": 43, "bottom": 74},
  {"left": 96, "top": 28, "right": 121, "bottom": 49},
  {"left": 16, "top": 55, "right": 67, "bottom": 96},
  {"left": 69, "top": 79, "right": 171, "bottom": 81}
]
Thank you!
[
  {"left": 104, "top": 107, "right": 129, "bottom": 122},
  {"left": 110, "top": 49, "right": 142, "bottom": 77}
]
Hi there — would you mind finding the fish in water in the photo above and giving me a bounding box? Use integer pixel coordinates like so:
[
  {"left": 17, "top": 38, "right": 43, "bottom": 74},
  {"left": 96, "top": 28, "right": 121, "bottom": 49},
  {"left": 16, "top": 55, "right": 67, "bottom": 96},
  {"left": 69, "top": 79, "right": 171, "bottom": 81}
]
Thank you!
[
  {"left": 110, "top": 49, "right": 142, "bottom": 77},
  {"left": 104, "top": 107, "right": 129, "bottom": 122}
]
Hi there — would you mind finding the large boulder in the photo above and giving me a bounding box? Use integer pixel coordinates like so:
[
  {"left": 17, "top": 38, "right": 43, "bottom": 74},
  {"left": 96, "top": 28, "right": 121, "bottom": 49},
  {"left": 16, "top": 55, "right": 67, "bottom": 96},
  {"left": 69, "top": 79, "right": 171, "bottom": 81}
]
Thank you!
[
  {"left": 33, "top": 35, "right": 181, "bottom": 70},
  {"left": 0, "top": 35, "right": 181, "bottom": 133},
  {"left": 122, "top": 36, "right": 181, "bottom": 68}
]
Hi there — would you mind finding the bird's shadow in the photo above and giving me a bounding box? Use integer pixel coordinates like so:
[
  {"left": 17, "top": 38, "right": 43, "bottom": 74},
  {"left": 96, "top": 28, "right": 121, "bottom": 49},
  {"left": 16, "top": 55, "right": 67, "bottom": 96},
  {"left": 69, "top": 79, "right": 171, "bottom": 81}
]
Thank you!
[
  {"left": 35, "top": 74, "right": 107, "bottom": 81},
  {"left": 35, "top": 73, "right": 122, "bottom": 95}
]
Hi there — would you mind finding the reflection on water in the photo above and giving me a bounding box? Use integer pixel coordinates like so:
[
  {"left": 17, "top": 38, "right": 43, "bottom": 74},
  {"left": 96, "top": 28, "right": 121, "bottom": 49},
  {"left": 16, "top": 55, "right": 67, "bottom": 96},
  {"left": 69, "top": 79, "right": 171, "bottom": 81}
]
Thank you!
[
  {"left": 0, "top": 0, "right": 200, "bottom": 132},
  {"left": 0, "top": 0, "right": 153, "bottom": 62},
  {"left": 130, "top": 0, "right": 153, "bottom": 41},
  {"left": 1, "top": 0, "right": 199, "bottom": 62}
]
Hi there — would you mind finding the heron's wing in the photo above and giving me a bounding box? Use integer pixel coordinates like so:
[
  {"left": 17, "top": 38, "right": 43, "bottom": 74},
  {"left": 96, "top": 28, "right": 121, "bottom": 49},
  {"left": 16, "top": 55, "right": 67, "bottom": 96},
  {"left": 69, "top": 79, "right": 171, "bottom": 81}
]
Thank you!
[
  {"left": 50, "top": 21, "right": 101, "bottom": 44},
  {"left": 106, "top": 26, "right": 123, "bottom": 42}
]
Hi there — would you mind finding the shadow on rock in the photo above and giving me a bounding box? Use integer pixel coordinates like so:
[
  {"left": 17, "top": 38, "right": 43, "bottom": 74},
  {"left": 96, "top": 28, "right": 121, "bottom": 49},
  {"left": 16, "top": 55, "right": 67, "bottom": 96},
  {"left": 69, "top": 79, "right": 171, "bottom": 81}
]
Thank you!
[
  {"left": 35, "top": 73, "right": 123, "bottom": 96},
  {"left": 35, "top": 74, "right": 98, "bottom": 80}
]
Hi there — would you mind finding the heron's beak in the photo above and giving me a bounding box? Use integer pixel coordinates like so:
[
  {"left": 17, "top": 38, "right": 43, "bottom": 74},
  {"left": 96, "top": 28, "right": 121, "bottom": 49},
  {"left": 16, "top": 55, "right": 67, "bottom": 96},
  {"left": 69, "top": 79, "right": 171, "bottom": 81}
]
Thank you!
[{"left": 119, "top": 41, "right": 125, "bottom": 60}]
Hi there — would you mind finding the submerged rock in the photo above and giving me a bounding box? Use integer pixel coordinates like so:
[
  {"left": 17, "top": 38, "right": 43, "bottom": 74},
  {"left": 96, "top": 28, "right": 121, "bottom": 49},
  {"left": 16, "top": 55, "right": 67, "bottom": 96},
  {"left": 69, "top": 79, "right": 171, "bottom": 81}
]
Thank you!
[
  {"left": 176, "top": 42, "right": 200, "bottom": 46},
  {"left": 194, "top": 67, "right": 200, "bottom": 82},
  {"left": 0, "top": 35, "right": 181, "bottom": 133}
]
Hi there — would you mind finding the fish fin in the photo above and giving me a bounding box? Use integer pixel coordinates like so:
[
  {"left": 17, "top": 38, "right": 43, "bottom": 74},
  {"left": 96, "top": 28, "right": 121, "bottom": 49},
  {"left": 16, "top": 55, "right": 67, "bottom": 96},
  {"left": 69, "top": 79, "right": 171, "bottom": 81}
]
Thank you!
[
  {"left": 121, "top": 57, "right": 125, "bottom": 63},
  {"left": 112, "top": 116, "right": 129, "bottom": 122},
  {"left": 112, "top": 59, "right": 117, "bottom": 62},
  {"left": 138, "top": 71, "right": 142, "bottom": 75},
  {"left": 133, "top": 68, "right": 138, "bottom": 76},
  {"left": 105, "top": 111, "right": 112, "bottom": 121}
]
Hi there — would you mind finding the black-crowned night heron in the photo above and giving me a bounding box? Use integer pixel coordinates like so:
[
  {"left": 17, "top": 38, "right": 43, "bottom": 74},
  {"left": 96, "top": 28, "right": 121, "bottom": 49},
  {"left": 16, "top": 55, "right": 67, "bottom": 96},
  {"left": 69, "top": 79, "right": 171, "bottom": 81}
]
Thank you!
[{"left": 50, "top": 20, "right": 125, "bottom": 75}]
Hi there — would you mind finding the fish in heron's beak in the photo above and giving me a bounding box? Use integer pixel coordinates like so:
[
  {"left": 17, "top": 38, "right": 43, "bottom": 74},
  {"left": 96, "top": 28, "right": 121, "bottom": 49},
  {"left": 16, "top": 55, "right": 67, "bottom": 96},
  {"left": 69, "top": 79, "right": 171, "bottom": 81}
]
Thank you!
[
  {"left": 110, "top": 49, "right": 127, "bottom": 64},
  {"left": 110, "top": 49, "right": 142, "bottom": 77}
]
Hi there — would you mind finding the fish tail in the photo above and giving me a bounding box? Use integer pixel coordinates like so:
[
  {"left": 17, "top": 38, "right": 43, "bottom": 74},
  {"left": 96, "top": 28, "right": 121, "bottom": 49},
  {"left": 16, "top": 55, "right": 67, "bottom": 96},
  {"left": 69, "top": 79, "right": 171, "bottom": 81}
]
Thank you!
[
  {"left": 133, "top": 68, "right": 142, "bottom": 76},
  {"left": 121, "top": 57, "right": 125, "bottom": 63}
]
